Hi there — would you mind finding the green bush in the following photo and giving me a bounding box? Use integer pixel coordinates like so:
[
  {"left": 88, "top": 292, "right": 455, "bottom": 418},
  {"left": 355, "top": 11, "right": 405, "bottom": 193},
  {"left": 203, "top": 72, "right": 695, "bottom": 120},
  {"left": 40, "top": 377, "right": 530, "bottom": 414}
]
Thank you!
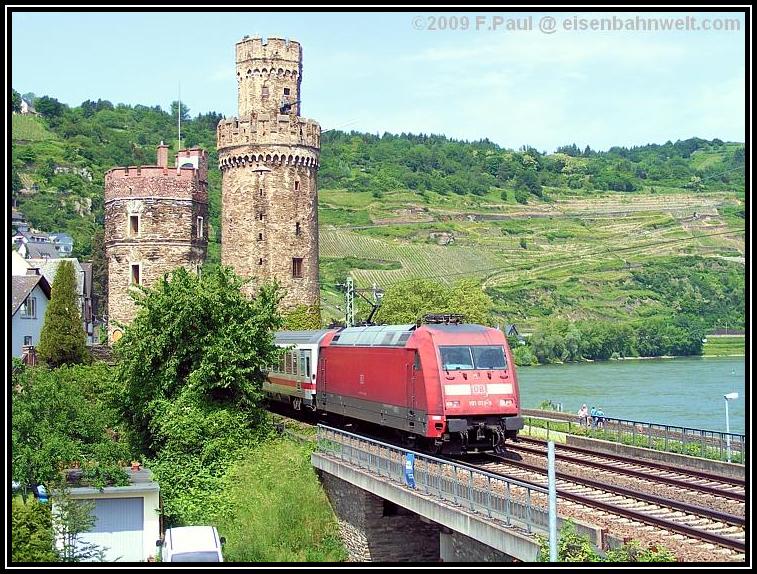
[{"left": 12, "top": 498, "right": 59, "bottom": 562}]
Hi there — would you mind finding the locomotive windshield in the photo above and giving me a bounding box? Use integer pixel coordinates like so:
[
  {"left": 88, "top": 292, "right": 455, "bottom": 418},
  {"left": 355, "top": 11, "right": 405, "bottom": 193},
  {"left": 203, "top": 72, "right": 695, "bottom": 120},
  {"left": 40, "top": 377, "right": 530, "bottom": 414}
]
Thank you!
[{"left": 440, "top": 346, "right": 507, "bottom": 370}]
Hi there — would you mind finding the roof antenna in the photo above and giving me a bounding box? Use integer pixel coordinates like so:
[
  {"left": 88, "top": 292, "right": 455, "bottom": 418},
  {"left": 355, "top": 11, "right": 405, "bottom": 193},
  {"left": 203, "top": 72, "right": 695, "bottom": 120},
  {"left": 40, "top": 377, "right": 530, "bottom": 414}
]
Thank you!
[{"left": 177, "top": 81, "right": 181, "bottom": 150}]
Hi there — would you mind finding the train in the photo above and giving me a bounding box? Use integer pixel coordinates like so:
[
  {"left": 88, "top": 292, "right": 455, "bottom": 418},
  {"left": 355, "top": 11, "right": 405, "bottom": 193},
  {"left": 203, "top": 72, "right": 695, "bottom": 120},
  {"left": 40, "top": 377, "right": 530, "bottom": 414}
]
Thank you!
[{"left": 264, "top": 321, "right": 523, "bottom": 454}]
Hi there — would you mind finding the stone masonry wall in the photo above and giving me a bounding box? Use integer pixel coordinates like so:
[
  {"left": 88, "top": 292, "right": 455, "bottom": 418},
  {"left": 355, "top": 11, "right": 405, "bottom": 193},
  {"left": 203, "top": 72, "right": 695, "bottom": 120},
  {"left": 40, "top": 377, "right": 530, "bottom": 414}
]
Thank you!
[
  {"left": 105, "top": 167, "right": 208, "bottom": 342},
  {"left": 219, "top": 36, "right": 320, "bottom": 311},
  {"left": 220, "top": 161, "right": 318, "bottom": 307},
  {"left": 319, "top": 473, "right": 441, "bottom": 562}
]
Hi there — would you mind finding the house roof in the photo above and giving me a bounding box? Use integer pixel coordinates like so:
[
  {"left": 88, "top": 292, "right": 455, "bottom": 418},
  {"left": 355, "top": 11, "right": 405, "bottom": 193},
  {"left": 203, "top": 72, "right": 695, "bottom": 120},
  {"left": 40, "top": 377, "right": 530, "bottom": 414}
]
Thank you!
[
  {"left": 26, "top": 258, "right": 85, "bottom": 296},
  {"left": 25, "top": 242, "right": 60, "bottom": 259},
  {"left": 12, "top": 274, "right": 51, "bottom": 315}
]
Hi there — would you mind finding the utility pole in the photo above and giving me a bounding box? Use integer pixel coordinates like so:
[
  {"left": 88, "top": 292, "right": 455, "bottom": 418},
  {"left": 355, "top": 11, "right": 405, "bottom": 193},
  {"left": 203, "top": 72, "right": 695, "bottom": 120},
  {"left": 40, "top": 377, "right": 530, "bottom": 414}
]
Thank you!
[{"left": 344, "top": 276, "right": 355, "bottom": 327}]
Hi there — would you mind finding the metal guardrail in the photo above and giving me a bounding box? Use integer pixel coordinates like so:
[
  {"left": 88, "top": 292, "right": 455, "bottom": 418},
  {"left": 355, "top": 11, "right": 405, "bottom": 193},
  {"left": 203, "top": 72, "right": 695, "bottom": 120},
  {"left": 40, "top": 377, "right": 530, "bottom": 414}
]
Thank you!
[
  {"left": 521, "top": 409, "right": 747, "bottom": 465},
  {"left": 315, "top": 424, "right": 550, "bottom": 535}
]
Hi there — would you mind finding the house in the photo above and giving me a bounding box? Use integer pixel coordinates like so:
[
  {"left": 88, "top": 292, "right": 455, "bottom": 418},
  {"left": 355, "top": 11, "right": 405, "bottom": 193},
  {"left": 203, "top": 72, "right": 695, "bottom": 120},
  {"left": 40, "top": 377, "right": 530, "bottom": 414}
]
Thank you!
[
  {"left": 20, "top": 98, "right": 36, "bottom": 115},
  {"left": 25, "top": 257, "right": 95, "bottom": 345},
  {"left": 53, "top": 465, "right": 161, "bottom": 562},
  {"left": 12, "top": 272, "right": 51, "bottom": 357},
  {"left": 12, "top": 208, "right": 30, "bottom": 233},
  {"left": 19, "top": 241, "right": 60, "bottom": 260},
  {"left": 50, "top": 232, "right": 75, "bottom": 255},
  {"left": 504, "top": 324, "right": 526, "bottom": 345}
]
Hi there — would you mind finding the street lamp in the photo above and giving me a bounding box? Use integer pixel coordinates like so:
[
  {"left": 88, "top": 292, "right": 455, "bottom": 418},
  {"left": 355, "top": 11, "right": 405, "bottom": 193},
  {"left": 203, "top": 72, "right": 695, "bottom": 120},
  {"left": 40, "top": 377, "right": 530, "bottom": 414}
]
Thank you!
[{"left": 724, "top": 392, "right": 739, "bottom": 463}]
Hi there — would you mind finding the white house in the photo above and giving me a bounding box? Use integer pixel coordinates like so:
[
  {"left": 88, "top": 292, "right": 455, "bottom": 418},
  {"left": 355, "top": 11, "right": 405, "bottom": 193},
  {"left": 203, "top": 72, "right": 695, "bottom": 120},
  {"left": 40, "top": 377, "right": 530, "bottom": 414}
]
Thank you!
[
  {"left": 53, "top": 467, "right": 161, "bottom": 562},
  {"left": 12, "top": 273, "right": 51, "bottom": 357}
]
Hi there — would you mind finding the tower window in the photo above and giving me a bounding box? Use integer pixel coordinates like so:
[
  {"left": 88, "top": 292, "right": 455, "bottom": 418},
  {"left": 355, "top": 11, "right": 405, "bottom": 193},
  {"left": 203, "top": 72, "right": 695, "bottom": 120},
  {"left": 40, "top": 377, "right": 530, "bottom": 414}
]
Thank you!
[
  {"left": 258, "top": 233, "right": 263, "bottom": 241},
  {"left": 258, "top": 258, "right": 263, "bottom": 265},
  {"left": 259, "top": 188, "right": 264, "bottom": 197},
  {"left": 284, "top": 87, "right": 290, "bottom": 95},
  {"left": 295, "top": 222, "right": 301, "bottom": 236},
  {"left": 131, "top": 264, "right": 141, "bottom": 285},
  {"left": 292, "top": 258, "right": 303, "bottom": 278},
  {"left": 197, "top": 216, "right": 204, "bottom": 239},
  {"left": 258, "top": 213, "right": 264, "bottom": 221},
  {"left": 129, "top": 215, "right": 139, "bottom": 237},
  {"left": 294, "top": 181, "right": 300, "bottom": 191},
  {"left": 262, "top": 86, "right": 269, "bottom": 97}
]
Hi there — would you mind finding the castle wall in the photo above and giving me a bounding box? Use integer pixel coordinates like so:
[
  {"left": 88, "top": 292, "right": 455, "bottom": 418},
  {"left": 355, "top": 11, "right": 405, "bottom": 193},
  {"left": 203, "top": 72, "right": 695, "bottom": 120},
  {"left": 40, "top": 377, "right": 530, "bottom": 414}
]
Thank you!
[
  {"left": 105, "top": 151, "right": 208, "bottom": 343},
  {"left": 218, "top": 36, "right": 320, "bottom": 311}
]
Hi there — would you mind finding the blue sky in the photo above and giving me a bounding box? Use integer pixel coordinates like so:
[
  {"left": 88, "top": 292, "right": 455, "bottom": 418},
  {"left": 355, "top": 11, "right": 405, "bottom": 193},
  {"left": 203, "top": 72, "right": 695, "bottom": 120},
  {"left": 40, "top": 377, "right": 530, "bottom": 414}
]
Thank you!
[{"left": 10, "top": 10, "right": 746, "bottom": 152}]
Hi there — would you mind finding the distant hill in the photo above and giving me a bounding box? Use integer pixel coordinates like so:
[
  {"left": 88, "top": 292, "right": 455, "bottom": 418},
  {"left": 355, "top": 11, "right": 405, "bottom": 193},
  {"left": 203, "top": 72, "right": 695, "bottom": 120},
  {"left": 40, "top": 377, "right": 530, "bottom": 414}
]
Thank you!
[{"left": 11, "top": 95, "right": 745, "bottom": 331}]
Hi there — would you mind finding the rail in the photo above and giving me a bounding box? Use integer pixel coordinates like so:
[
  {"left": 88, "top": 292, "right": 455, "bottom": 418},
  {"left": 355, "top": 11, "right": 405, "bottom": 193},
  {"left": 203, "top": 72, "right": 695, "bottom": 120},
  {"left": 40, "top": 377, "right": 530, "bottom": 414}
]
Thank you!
[
  {"left": 520, "top": 409, "right": 746, "bottom": 465},
  {"left": 315, "top": 424, "right": 550, "bottom": 535}
]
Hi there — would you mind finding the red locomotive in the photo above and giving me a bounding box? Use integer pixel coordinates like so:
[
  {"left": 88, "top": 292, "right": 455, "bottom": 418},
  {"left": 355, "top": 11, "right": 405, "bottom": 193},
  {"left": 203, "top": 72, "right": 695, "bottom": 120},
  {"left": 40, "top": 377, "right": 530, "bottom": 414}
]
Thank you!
[{"left": 265, "top": 321, "right": 523, "bottom": 453}]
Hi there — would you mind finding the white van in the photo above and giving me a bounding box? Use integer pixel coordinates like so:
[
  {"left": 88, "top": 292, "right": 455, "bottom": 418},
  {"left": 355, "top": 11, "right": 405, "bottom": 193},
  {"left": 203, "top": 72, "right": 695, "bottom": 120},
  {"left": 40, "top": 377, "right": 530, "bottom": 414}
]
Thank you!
[{"left": 157, "top": 526, "right": 225, "bottom": 562}]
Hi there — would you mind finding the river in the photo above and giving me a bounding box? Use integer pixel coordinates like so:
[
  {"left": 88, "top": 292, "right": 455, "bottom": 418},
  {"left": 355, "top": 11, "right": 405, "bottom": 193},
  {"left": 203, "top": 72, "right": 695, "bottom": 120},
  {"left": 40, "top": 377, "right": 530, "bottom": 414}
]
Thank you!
[{"left": 517, "top": 356, "right": 746, "bottom": 435}]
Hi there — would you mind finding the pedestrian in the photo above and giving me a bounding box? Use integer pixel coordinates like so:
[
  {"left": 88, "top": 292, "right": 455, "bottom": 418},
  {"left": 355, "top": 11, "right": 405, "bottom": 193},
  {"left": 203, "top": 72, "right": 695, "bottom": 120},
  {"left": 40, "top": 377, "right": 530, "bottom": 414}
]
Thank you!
[
  {"left": 577, "top": 404, "right": 589, "bottom": 427},
  {"left": 595, "top": 407, "right": 605, "bottom": 429},
  {"left": 590, "top": 406, "right": 597, "bottom": 428}
]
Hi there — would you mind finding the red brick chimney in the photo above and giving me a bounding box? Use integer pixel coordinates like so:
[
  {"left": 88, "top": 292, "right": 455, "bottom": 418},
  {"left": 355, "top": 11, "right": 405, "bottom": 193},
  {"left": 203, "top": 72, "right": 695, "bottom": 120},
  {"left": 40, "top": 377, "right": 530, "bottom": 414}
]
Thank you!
[{"left": 157, "top": 141, "right": 169, "bottom": 168}]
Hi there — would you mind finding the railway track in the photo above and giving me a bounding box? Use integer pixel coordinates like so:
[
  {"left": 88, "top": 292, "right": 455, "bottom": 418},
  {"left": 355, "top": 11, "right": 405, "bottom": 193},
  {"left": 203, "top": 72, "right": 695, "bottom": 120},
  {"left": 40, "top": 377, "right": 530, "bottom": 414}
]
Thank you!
[
  {"left": 468, "top": 453, "right": 745, "bottom": 559},
  {"left": 512, "top": 438, "right": 746, "bottom": 504}
]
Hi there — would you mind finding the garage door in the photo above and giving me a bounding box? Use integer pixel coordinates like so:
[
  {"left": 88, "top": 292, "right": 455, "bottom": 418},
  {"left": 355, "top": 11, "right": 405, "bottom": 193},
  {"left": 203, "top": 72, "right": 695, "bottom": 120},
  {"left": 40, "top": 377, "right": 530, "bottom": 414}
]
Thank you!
[{"left": 77, "top": 497, "right": 144, "bottom": 562}]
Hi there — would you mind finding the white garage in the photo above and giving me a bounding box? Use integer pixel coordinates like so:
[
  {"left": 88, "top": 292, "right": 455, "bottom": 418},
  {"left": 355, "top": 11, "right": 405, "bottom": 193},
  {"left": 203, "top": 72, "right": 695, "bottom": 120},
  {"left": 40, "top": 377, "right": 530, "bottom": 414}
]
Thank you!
[{"left": 54, "top": 467, "right": 161, "bottom": 562}]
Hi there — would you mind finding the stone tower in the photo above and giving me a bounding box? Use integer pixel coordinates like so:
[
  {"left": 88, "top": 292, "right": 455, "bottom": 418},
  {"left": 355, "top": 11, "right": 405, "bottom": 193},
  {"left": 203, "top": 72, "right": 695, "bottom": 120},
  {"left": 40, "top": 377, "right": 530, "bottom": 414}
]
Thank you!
[
  {"left": 217, "top": 36, "right": 321, "bottom": 310},
  {"left": 104, "top": 144, "right": 208, "bottom": 343}
]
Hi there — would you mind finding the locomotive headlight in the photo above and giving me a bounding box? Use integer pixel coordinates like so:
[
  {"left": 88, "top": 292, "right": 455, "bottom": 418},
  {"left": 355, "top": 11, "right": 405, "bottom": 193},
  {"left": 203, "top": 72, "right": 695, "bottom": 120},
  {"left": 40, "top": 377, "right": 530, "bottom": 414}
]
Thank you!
[
  {"left": 499, "top": 399, "right": 513, "bottom": 407},
  {"left": 445, "top": 401, "right": 460, "bottom": 408}
]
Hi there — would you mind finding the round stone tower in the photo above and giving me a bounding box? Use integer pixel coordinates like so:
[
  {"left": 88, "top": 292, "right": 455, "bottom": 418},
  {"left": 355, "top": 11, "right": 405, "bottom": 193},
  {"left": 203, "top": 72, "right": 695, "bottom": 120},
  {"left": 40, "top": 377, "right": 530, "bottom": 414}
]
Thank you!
[
  {"left": 217, "top": 36, "right": 320, "bottom": 310},
  {"left": 104, "top": 144, "right": 208, "bottom": 343}
]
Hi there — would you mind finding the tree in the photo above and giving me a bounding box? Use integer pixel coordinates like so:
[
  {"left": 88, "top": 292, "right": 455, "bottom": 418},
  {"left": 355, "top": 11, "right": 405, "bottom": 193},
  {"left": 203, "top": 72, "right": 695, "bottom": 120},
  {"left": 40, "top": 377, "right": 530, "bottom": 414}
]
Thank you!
[
  {"left": 90, "top": 228, "right": 107, "bottom": 325},
  {"left": 11, "top": 498, "right": 59, "bottom": 562},
  {"left": 113, "top": 266, "right": 283, "bottom": 453},
  {"left": 52, "top": 492, "right": 107, "bottom": 562},
  {"left": 13, "top": 88, "right": 22, "bottom": 113},
  {"left": 34, "top": 96, "right": 67, "bottom": 119},
  {"left": 170, "top": 100, "right": 190, "bottom": 122},
  {"left": 37, "top": 261, "right": 90, "bottom": 368},
  {"left": 12, "top": 363, "right": 131, "bottom": 497},
  {"left": 373, "top": 278, "right": 493, "bottom": 325}
]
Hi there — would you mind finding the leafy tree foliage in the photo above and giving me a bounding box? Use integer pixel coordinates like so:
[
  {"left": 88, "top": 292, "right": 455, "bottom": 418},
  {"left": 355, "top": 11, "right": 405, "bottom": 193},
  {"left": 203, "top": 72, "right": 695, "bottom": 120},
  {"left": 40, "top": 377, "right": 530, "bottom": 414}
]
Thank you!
[
  {"left": 537, "top": 520, "right": 675, "bottom": 562},
  {"left": 113, "top": 266, "right": 283, "bottom": 455},
  {"left": 11, "top": 498, "right": 59, "bottom": 563},
  {"left": 13, "top": 88, "right": 22, "bottom": 113},
  {"left": 373, "top": 277, "right": 493, "bottom": 325},
  {"left": 282, "top": 304, "right": 322, "bottom": 329},
  {"left": 90, "top": 228, "right": 107, "bottom": 321},
  {"left": 37, "top": 260, "right": 90, "bottom": 368},
  {"left": 11, "top": 363, "right": 132, "bottom": 496}
]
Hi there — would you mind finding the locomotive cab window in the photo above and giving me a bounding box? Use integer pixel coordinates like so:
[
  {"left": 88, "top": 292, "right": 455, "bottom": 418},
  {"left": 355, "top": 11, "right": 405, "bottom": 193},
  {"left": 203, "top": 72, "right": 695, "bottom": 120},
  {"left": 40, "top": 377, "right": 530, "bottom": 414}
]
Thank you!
[{"left": 440, "top": 346, "right": 507, "bottom": 370}]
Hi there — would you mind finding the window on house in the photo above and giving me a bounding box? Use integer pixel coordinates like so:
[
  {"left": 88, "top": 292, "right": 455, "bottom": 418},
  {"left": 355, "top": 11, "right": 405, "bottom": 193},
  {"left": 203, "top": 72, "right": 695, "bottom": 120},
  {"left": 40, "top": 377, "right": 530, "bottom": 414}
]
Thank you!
[
  {"left": 197, "top": 216, "right": 204, "bottom": 239},
  {"left": 131, "top": 264, "right": 141, "bottom": 285},
  {"left": 292, "top": 258, "right": 303, "bottom": 278},
  {"left": 294, "top": 181, "right": 300, "bottom": 191},
  {"left": 261, "top": 85, "right": 269, "bottom": 97},
  {"left": 24, "top": 336, "right": 33, "bottom": 346},
  {"left": 295, "top": 222, "right": 301, "bottom": 236},
  {"left": 129, "top": 215, "right": 139, "bottom": 236},
  {"left": 20, "top": 297, "right": 36, "bottom": 319},
  {"left": 284, "top": 87, "right": 290, "bottom": 95}
]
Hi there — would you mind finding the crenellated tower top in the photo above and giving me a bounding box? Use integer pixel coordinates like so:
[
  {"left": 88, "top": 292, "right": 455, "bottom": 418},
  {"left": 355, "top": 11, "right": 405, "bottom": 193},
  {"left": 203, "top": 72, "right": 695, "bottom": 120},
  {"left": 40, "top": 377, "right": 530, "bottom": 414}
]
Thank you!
[{"left": 235, "top": 36, "right": 303, "bottom": 118}]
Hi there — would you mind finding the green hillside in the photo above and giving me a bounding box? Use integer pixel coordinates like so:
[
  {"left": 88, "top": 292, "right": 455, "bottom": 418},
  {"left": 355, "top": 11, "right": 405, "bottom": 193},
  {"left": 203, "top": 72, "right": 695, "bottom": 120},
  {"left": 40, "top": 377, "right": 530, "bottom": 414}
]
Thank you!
[{"left": 11, "top": 93, "right": 745, "bottom": 333}]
